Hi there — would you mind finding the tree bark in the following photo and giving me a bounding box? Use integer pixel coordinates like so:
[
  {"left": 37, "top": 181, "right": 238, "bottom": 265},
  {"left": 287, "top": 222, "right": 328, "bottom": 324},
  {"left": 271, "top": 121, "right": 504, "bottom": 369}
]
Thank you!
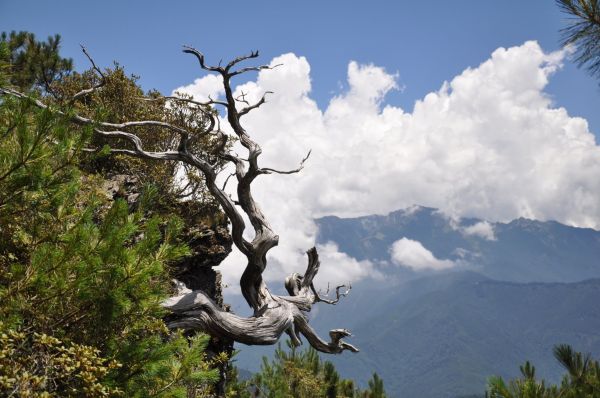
[{"left": 0, "top": 48, "right": 359, "bottom": 355}]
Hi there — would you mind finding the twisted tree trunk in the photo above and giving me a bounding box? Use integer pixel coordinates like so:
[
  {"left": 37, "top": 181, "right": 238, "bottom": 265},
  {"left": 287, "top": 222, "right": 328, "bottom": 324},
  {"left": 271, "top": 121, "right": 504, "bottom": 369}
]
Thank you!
[{"left": 0, "top": 47, "right": 358, "bottom": 355}]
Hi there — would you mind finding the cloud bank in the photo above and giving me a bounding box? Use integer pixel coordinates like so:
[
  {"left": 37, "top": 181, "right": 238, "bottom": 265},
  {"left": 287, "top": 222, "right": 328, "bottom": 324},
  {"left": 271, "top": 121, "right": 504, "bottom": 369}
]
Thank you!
[{"left": 174, "top": 41, "right": 600, "bottom": 291}]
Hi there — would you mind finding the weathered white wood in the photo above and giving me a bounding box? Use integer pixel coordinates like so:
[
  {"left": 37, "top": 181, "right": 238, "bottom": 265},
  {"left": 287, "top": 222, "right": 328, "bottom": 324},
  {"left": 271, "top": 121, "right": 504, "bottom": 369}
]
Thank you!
[{"left": 0, "top": 49, "right": 358, "bottom": 354}]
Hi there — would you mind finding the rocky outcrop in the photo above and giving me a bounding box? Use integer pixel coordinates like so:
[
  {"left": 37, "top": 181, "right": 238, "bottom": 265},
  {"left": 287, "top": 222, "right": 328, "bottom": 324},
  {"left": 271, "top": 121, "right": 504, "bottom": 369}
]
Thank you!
[
  {"left": 102, "top": 174, "right": 234, "bottom": 396},
  {"left": 173, "top": 224, "right": 232, "bottom": 308},
  {"left": 172, "top": 219, "right": 233, "bottom": 397}
]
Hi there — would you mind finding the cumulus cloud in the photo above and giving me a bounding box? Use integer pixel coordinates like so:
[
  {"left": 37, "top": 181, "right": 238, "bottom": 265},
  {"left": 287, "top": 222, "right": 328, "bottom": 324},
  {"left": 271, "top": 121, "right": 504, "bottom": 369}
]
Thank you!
[
  {"left": 174, "top": 41, "right": 600, "bottom": 292},
  {"left": 174, "top": 74, "right": 224, "bottom": 102},
  {"left": 390, "top": 238, "right": 455, "bottom": 270},
  {"left": 462, "top": 221, "right": 497, "bottom": 241}
]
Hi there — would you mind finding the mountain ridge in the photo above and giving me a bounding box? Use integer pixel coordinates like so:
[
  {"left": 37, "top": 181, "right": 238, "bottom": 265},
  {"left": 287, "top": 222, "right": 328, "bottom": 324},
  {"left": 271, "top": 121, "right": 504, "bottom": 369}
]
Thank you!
[
  {"left": 316, "top": 205, "right": 600, "bottom": 283},
  {"left": 233, "top": 206, "right": 600, "bottom": 397}
]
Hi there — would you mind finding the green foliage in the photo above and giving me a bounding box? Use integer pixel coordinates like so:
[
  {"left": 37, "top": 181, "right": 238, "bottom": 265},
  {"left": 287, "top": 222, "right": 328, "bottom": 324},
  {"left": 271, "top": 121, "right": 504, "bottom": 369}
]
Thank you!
[
  {"left": 0, "top": 96, "right": 88, "bottom": 275},
  {"left": 1, "top": 28, "right": 227, "bottom": 221},
  {"left": 0, "top": 87, "right": 218, "bottom": 397},
  {"left": 553, "top": 344, "right": 600, "bottom": 397},
  {"left": 486, "top": 345, "right": 600, "bottom": 397},
  {"left": 0, "top": 40, "right": 11, "bottom": 87},
  {"left": 0, "top": 326, "right": 122, "bottom": 397},
  {"left": 0, "top": 30, "right": 73, "bottom": 91},
  {"left": 53, "top": 64, "right": 226, "bottom": 218},
  {"left": 227, "top": 342, "right": 386, "bottom": 398},
  {"left": 0, "top": 29, "right": 384, "bottom": 398},
  {"left": 364, "top": 373, "right": 386, "bottom": 398},
  {"left": 252, "top": 342, "right": 325, "bottom": 397},
  {"left": 556, "top": 0, "right": 600, "bottom": 81}
]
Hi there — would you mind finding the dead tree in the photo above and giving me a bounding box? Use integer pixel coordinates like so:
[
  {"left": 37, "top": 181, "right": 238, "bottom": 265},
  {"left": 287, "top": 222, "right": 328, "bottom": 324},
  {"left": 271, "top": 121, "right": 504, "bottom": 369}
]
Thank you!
[{"left": 0, "top": 47, "right": 358, "bottom": 354}]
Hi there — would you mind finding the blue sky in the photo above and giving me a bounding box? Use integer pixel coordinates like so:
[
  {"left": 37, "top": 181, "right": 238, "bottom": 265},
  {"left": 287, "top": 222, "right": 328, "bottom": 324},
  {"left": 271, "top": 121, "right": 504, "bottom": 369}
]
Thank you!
[
  {"left": 1, "top": 1, "right": 598, "bottom": 134},
  {"left": 4, "top": 1, "right": 600, "bottom": 287}
]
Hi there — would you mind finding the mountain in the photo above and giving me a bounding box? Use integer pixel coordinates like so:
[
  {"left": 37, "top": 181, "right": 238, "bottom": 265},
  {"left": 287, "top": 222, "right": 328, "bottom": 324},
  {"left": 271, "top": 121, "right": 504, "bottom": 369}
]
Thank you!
[
  {"left": 324, "top": 272, "right": 600, "bottom": 397},
  {"left": 232, "top": 206, "right": 600, "bottom": 397},
  {"left": 316, "top": 206, "right": 600, "bottom": 283}
]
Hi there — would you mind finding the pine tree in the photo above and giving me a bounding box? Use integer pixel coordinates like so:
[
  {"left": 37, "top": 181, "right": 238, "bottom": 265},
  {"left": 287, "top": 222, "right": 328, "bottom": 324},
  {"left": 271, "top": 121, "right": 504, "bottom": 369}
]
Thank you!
[
  {"left": 228, "top": 342, "right": 385, "bottom": 398},
  {"left": 323, "top": 361, "right": 340, "bottom": 398},
  {"left": 0, "top": 30, "right": 73, "bottom": 92},
  {"left": 0, "top": 64, "right": 220, "bottom": 398},
  {"left": 362, "top": 373, "right": 386, "bottom": 398},
  {"left": 486, "top": 345, "right": 600, "bottom": 397},
  {"left": 556, "top": 0, "right": 600, "bottom": 82}
]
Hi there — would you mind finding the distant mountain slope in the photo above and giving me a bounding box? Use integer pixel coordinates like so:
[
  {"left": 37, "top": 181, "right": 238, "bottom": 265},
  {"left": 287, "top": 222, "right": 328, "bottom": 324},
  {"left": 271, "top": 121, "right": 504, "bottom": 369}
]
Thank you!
[
  {"left": 323, "top": 272, "right": 600, "bottom": 398},
  {"left": 316, "top": 206, "right": 600, "bottom": 282},
  {"left": 233, "top": 207, "right": 600, "bottom": 397}
]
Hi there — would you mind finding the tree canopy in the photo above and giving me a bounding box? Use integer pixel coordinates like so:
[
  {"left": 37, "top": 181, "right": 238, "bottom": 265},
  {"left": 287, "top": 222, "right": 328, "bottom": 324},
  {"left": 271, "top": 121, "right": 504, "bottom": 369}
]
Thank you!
[{"left": 0, "top": 30, "right": 73, "bottom": 91}]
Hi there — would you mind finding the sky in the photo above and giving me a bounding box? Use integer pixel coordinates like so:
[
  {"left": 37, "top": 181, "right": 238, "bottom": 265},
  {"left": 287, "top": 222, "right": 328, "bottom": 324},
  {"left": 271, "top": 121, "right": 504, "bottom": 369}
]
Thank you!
[
  {"left": 3, "top": 1, "right": 600, "bottom": 290},
  {"left": 2, "top": 1, "right": 598, "bottom": 130}
]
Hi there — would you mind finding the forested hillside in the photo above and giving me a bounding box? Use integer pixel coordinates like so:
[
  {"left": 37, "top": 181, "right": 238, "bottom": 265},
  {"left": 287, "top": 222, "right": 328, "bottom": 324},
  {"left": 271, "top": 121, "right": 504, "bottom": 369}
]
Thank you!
[{"left": 329, "top": 273, "right": 600, "bottom": 397}]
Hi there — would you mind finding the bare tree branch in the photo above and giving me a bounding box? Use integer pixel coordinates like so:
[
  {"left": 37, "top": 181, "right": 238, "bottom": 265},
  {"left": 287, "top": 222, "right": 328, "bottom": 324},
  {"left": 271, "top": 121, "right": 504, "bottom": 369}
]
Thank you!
[
  {"left": 312, "top": 283, "right": 352, "bottom": 305},
  {"left": 206, "top": 95, "right": 228, "bottom": 108},
  {"left": 230, "top": 63, "right": 282, "bottom": 77},
  {"left": 260, "top": 149, "right": 311, "bottom": 175},
  {"left": 235, "top": 91, "right": 250, "bottom": 105},
  {"left": 0, "top": 48, "right": 358, "bottom": 355},
  {"left": 183, "top": 45, "right": 223, "bottom": 73},
  {"left": 221, "top": 172, "right": 236, "bottom": 191},
  {"left": 239, "top": 91, "right": 273, "bottom": 117},
  {"left": 147, "top": 92, "right": 227, "bottom": 108},
  {"left": 0, "top": 87, "right": 194, "bottom": 145},
  {"left": 225, "top": 50, "right": 260, "bottom": 71},
  {"left": 70, "top": 45, "right": 107, "bottom": 102}
]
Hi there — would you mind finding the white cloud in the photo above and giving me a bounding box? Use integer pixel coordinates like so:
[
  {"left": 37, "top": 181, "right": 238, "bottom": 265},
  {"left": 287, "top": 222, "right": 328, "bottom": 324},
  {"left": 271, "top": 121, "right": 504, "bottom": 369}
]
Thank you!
[
  {"left": 444, "top": 214, "right": 497, "bottom": 241},
  {"left": 390, "top": 238, "right": 455, "bottom": 270},
  {"left": 175, "top": 41, "right": 600, "bottom": 293},
  {"left": 313, "top": 242, "right": 375, "bottom": 288},
  {"left": 173, "top": 74, "right": 224, "bottom": 102},
  {"left": 462, "top": 221, "right": 496, "bottom": 241}
]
